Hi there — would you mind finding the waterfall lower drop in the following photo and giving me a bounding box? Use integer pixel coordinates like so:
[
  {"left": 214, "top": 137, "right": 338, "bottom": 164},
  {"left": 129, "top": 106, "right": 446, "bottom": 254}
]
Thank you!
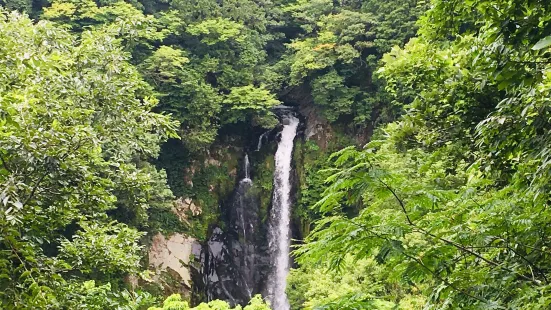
[
  {"left": 266, "top": 114, "right": 299, "bottom": 310},
  {"left": 200, "top": 153, "right": 259, "bottom": 306},
  {"left": 236, "top": 154, "right": 253, "bottom": 299}
]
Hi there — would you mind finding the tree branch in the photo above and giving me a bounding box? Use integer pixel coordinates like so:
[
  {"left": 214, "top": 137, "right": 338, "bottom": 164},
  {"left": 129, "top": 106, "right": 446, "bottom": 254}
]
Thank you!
[
  {"left": 366, "top": 225, "right": 499, "bottom": 307},
  {"left": 0, "top": 154, "right": 12, "bottom": 173},
  {"left": 377, "top": 177, "right": 541, "bottom": 285},
  {"left": 400, "top": 250, "right": 503, "bottom": 308},
  {"left": 22, "top": 171, "right": 48, "bottom": 208}
]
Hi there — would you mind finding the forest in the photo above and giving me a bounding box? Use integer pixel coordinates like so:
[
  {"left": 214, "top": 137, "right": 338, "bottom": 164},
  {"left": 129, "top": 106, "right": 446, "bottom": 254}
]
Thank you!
[{"left": 2, "top": 0, "right": 551, "bottom": 309}]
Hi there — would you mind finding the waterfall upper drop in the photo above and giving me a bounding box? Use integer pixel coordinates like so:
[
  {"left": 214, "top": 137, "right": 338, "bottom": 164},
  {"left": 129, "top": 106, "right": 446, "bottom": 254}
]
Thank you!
[
  {"left": 243, "top": 154, "right": 251, "bottom": 183},
  {"left": 256, "top": 131, "right": 270, "bottom": 151},
  {"left": 266, "top": 114, "right": 299, "bottom": 310}
]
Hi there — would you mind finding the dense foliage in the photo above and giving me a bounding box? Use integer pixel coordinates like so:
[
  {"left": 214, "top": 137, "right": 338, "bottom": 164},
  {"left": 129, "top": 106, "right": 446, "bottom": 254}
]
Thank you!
[
  {"left": 295, "top": 0, "right": 551, "bottom": 309},
  {"left": 5, "top": 0, "right": 551, "bottom": 309},
  {"left": 278, "top": 0, "right": 426, "bottom": 127},
  {"left": 0, "top": 9, "right": 176, "bottom": 308},
  {"left": 287, "top": 256, "right": 426, "bottom": 309},
  {"left": 149, "top": 294, "right": 269, "bottom": 310}
]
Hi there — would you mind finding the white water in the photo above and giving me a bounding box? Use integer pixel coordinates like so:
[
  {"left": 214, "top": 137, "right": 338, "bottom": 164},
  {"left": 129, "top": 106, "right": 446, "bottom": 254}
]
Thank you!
[
  {"left": 256, "top": 131, "right": 270, "bottom": 151},
  {"left": 237, "top": 154, "right": 253, "bottom": 298},
  {"left": 243, "top": 154, "right": 251, "bottom": 182},
  {"left": 266, "top": 115, "right": 299, "bottom": 310}
]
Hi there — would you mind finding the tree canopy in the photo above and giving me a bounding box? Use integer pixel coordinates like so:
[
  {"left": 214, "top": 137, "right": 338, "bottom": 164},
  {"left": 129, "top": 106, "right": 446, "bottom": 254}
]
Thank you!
[
  {"left": 294, "top": 0, "right": 551, "bottom": 309},
  {"left": 4, "top": 0, "right": 551, "bottom": 309},
  {"left": 0, "top": 9, "right": 177, "bottom": 308}
]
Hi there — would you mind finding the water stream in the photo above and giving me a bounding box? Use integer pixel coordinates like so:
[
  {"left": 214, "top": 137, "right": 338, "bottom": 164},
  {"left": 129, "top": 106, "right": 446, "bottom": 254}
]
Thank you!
[
  {"left": 236, "top": 154, "right": 254, "bottom": 299},
  {"left": 266, "top": 114, "right": 299, "bottom": 310},
  {"left": 197, "top": 114, "right": 299, "bottom": 308},
  {"left": 256, "top": 131, "right": 270, "bottom": 151}
]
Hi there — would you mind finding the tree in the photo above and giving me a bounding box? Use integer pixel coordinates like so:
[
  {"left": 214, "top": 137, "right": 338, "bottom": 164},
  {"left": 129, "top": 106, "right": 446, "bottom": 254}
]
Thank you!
[
  {"left": 287, "top": 256, "right": 425, "bottom": 309},
  {"left": 149, "top": 294, "right": 270, "bottom": 310},
  {"left": 295, "top": 0, "right": 551, "bottom": 308},
  {"left": 0, "top": 10, "right": 177, "bottom": 308},
  {"left": 279, "top": 0, "right": 427, "bottom": 127},
  {"left": 151, "top": 0, "right": 283, "bottom": 150}
]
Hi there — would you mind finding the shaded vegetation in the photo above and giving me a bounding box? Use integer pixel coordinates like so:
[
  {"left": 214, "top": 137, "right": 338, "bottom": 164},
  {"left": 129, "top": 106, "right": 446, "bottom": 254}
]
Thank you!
[{"left": 295, "top": 1, "right": 551, "bottom": 309}]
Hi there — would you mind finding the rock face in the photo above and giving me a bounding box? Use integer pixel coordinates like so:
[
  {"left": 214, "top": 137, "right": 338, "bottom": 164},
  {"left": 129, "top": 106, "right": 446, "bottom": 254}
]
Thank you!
[
  {"left": 172, "top": 197, "right": 202, "bottom": 224},
  {"left": 299, "top": 103, "right": 333, "bottom": 150},
  {"left": 149, "top": 233, "right": 201, "bottom": 293},
  {"left": 194, "top": 157, "right": 271, "bottom": 306},
  {"left": 197, "top": 226, "right": 269, "bottom": 306}
]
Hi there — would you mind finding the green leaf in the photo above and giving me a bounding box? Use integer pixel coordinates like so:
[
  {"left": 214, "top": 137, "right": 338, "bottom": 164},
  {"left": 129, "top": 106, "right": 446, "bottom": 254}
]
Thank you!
[
  {"left": 532, "top": 36, "right": 551, "bottom": 50},
  {"left": 13, "top": 201, "right": 23, "bottom": 209},
  {"left": 20, "top": 270, "right": 31, "bottom": 279}
]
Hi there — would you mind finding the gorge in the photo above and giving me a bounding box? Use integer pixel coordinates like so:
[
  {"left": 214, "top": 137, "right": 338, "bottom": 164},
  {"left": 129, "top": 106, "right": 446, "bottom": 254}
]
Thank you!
[{"left": 192, "top": 111, "right": 301, "bottom": 309}]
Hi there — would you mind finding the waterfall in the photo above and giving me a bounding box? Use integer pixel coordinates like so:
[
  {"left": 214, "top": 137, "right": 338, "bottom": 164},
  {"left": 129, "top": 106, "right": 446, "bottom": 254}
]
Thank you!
[
  {"left": 243, "top": 154, "right": 251, "bottom": 181},
  {"left": 198, "top": 115, "right": 300, "bottom": 307},
  {"left": 238, "top": 154, "right": 252, "bottom": 244},
  {"left": 256, "top": 131, "right": 270, "bottom": 151},
  {"left": 236, "top": 154, "right": 254, "bottom": 298},
  {"left": 266, "top": 114, "right": 299, "bottom": 310}
]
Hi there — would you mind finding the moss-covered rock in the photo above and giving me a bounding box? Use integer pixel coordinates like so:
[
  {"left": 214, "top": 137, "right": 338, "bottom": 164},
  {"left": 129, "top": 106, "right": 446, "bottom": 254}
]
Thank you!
[{"left": 155, "top": 137, "right": 243, "bottom": 240}]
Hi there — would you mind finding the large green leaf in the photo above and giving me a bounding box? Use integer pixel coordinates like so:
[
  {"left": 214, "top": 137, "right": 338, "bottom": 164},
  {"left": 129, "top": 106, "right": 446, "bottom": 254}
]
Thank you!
[{"left": 532, "top": 35, "right": 551, "bottom": 50}]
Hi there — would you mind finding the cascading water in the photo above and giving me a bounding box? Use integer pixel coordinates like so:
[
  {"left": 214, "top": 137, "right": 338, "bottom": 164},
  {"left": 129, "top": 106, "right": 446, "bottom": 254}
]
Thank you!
[
  {"left": 197, "top": 113, "right": 300, "bottom": 308},
  {"left": 243, "top": 154, "right": 251, "bottom": 182},
  {"left": 266, "top": 114, "right": 299, "bottom": 310},
  {"left": 198, "top": 154, "right": 260, "bottom": 306},
  {"left": 236, "top": 154, "right": 254, "bottom": 298},
  {"left": 256, "top": 131, "right": 270, "bottom": 151}
]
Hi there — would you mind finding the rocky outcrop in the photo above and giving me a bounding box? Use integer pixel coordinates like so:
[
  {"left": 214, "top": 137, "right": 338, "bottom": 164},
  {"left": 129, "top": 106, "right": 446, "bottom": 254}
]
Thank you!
[
  {"left": 279, "top": 84, "right": 335, "bottom": 150},
  {"left": 149, "top": 233, "right": 201, "bottom": 294},
  {"left": 299, "top": 102, "right": 334, "bottom": 150},
  {"left": 172, "top": 197, "right": 202, "bottom": 224}
]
